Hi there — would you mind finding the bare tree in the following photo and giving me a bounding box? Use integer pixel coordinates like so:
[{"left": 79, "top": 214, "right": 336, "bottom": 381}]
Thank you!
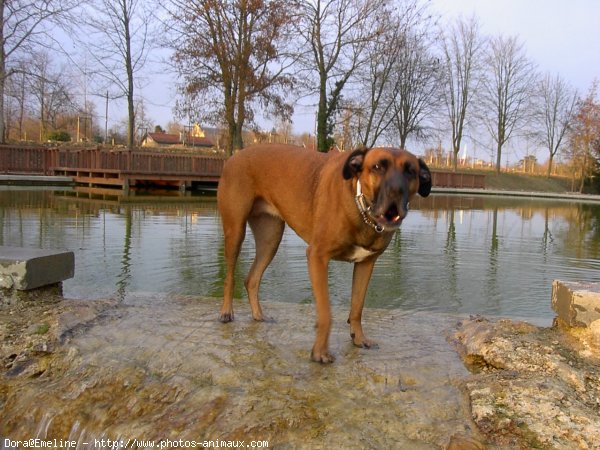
[
  {"left": 481, "top": 35, "right": 537, "bottom": 173},
  {"left": 0, "top": 0, "right": 79, "bottom": 142},
  {"left": 168, "top": 0, "right": 296, "bottom": 156},
  {"left": 567, "top": 81, "right": 600, "bottom": 192},
  {"left": 134, "top": 96, "right": 153, "bottom": 143},
  {"left": 28, "top": 51, "right": 77, "bottom": 139},
  {"left": 4, "top": 61, "right": 29, "bottom": 140},
  {"left": 296, "top": 0, "right": 386, "bottom": 152},
  {"left": 347, "top": 0, "right": 434, "bottom": 149},
  {"left": 387, "top": 26, "right": 441, "bottom": 149},
  {"left": 347, "top": 19, "right": 401, "bottom": 148},
  {"left": 274, "top": 117, "right": 293, "bottom": 144},
  {"left": 81, "top": 0, "right": 154, "bottom": 149},
  {"left": 532, "top": 73, "right": 578, "bottom": 176},
  {"left": 439, "top": 15, "right": 484, "bottom": 171}
]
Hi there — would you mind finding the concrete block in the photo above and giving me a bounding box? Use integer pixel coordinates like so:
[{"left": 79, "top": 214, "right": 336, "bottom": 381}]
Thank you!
[
  {"left": 0, "top": 246, "right": 74, "bottom": 290},
  {"left": 551, "top": 280, "right": 600, "bottom": 327}
]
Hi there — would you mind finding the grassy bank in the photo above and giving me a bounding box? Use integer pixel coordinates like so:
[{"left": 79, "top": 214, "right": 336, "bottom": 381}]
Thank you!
[
  {"left": 483, "top": 171, "right": 573, "bottom": 193},
  {"left": 431, "top": 167, "right": 575, "bottom": 193}
]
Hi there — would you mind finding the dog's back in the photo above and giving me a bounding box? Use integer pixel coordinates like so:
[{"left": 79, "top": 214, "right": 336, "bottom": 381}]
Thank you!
[{"left": 217, "top": 144, "right": 339, "bottom": 241}]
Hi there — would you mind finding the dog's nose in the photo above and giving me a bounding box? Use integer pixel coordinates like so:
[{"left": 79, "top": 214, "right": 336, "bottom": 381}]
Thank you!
[{"left": 387, "top": 172, "right": 404, "bottom": 193}]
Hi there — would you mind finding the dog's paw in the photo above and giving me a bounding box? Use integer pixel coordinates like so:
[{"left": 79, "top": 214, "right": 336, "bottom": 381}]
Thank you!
[
  {"left": 351, "top": 333, "right": 379, "bottom": 349},
  {"left": 251, "top": 312, "right": 275, "bottom": 323},
  {"left": 218, "top": 312, "right": 234, "bottom": 323},
  {"left": 310, "top": 349, "right": 335, "bottom": 364},
  {"left": 257, "top": 316, "right": 276, "bottom": 323}
]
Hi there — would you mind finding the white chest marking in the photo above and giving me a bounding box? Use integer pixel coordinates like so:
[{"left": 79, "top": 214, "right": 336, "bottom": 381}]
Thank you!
[{"left": 349, "top": 246, "right": 377, "bottom": 263}]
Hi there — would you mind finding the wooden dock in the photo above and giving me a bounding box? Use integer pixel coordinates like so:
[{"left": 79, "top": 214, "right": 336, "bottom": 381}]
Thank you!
[
  {"left": 0, "top": 145, "right": 225, "bottom": 191},
  {"left": 0, "top": 145, "right": 485, "bottom": 191}
]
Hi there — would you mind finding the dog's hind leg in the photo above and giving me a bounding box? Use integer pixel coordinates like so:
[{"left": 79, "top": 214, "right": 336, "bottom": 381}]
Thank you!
[
  {"left": 217, "top": 178, "right": 252, "bottom": 323},
  {"left": 246, "top": 213, "right": 285, "bottom": 321},
  {"left": 218, "top": 218, "right": 246, "bottom": 323}
]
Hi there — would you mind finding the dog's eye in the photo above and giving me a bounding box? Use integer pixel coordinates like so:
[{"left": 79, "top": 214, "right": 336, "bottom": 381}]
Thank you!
[
  {"left": 404, "top": 163, "right": 416, "bottom": 177},
  {"left": 371, "top": 160, "right": 388, "bottom": 173}
]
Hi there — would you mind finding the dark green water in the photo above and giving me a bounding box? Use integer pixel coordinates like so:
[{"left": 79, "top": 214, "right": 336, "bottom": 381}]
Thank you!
[{"left": 2, "top": 189, "right": 600, "bottom": 324}]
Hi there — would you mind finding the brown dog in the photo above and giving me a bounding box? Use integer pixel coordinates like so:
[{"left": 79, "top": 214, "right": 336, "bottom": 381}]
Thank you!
[{"left": 217, "top": 144, "right": 431, "bottom": 363}]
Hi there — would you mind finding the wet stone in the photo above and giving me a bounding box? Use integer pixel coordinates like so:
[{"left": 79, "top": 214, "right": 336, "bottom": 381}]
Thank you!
[
  {"left": 0, "top": 294, "right": 483, "bottom": 449},
  {"left": 3, "top": 294, "right": 598, "bottom": 449},
  {"left": 0, "top": 246, "right": 74, "bottom": 290}
]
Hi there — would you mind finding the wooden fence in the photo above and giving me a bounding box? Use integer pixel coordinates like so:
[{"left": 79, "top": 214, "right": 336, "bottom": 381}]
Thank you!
[
  {"left": 0, "top": 145, "right": 485, "bottom": 189},
  {"left": 0, "top": 146, "right": 59, "bottom": 175},
  {"left": 0, "top": 145, "right": 225, "bottom": 183}
]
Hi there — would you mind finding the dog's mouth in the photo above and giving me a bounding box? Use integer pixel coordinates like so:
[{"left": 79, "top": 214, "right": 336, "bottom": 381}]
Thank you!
[{"left": 375, "top": 203, "right": 404, "bottom": 227}]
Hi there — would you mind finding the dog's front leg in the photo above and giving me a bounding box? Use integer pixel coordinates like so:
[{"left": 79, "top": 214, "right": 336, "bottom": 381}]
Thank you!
[
  {"left": 348, "top": 257, "right": 378, "bottom": 348},
  {"left": 306, "top": 245, "right": 335, "bottom": 363}
]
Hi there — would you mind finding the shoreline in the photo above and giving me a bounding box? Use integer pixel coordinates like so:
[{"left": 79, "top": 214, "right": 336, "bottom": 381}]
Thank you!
[
  {"left": 432, "top": 186, "right": 600, "bottom": 203},
  {"left": 2, "top": 174, "right": 600, "bottom": 204}
]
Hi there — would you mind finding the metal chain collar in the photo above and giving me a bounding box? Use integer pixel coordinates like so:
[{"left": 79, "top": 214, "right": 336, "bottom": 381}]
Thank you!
[{"left": 354, "top": 180, "right": 385, "bottom": 233}]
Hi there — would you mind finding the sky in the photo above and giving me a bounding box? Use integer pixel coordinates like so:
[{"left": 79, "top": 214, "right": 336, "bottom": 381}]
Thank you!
[
  {"left": 431, "top": 0, "right": 600, "bottom": 97},
  {"left": 426, "top": 0, "right": 600, "bottom": 163},
  {"left": 128, "top": 0, "right": 600, "bottom": 161}
]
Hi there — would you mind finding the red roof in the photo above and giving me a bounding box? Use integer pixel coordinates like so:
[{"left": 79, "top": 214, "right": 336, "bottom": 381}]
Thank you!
[
  {"left": 147, "top": 132, "right": 213, "bottom": 147},
  {"left": 148, "top": 132, "right": 179, "bottom": 144}
]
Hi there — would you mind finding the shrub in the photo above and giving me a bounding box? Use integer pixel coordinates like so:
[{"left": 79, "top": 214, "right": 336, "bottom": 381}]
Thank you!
[{"left": 46, "top": 130, "right": 71, "bottom": 142}]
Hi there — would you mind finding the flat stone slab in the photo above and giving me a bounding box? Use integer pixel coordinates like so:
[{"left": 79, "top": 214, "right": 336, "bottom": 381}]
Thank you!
[
  {"left": 551, "top": 280, "right": 600, "bottom": 327},
  {"left": 0, "top": 246, "right": 74, "bottom": 290}
]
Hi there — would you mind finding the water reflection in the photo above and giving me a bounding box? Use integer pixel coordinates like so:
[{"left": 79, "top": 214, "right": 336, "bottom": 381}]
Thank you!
[{"left": 1, "top": 189, "right": 600, "bottom": 324}]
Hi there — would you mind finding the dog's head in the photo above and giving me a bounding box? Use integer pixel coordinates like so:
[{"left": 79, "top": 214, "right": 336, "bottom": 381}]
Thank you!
[{"left": 342, "top": 147, "right": 431, "bottom": 229}]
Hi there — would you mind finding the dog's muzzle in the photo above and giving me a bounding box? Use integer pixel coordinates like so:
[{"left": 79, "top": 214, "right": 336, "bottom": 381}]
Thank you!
[{"left": 355, "top": 180, "right": 406, "bottom": 233}]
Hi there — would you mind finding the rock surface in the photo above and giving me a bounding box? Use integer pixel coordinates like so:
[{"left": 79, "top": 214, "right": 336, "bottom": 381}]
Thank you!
[
  {"left": 454, "top": 316, "right": 600, "bottom": 449},
  {"left": 552, "top": 280, "right": 600, "bottom": 327},
  {"left": 1, "top": 292, "right": 599, "bottom": 449},
  {"left": 1, "top": 293, "right": 481, "bottom": 449}
]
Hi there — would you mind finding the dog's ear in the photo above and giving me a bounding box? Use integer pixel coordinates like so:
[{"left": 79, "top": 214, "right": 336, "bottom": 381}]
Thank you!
[
  {"left": 342, "top": 147, "right": 369, "bottom": 179},
  {"left": 418, "top": 158, "right": 432, "bottom": 197}
]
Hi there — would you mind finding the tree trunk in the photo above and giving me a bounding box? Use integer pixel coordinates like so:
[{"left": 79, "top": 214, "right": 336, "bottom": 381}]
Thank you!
[
  {"left": 495, "top": 142, "right": 502, "bottom": 174},
  {"left": 0, "top": 2, "right": 5, "bottom": 144},
  {"left": 127, "top": 90, "right": 135, "bottom": 148},
  {"left": 18, "top": 73, "right": 25, "bottom": 140},
  {"left": 0, "top": 72, "right": 5, "bottom": 143},
  {"left": 316, "top": 115, "right": 328, "bottom": 152},
  {"left": 452, "top": 125, "right": 463, "bottom": 172},
  {"left": 232, "top": 122, "right": 244, "bottom": 153},
  {"left": 316, "top": 74, "right": 329, "bottom": 152},
  {"left": 225, "top": 122, "right": 236, "bottom": 157},
  {"left": 124, "top": 1, "right": 135, "bottom": 149},
  {"left": 546, "top": 154, "right": 554, "bottom": 177},
  {"left": 399, "top": 132, "right": 407, "bottom": 152},
  {"left": 452, "top": 147, "right": 459, "bottom": 172}
]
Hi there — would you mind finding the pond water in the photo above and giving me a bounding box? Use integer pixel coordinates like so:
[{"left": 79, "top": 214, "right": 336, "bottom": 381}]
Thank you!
[{"left": 2, "top": 188, "right": 600, "bottom": 325}]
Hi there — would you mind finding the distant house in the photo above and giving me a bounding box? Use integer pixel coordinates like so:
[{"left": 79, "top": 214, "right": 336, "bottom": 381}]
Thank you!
[{"left": 141, "top": 124, "right": 214, "bottom": 149}]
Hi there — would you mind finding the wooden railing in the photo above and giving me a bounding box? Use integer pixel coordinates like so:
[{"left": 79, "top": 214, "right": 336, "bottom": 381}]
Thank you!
[
  {"left": 0, "top": 145, "right": 226, "bottom": 178},
  {"left": 0, "top": 145, "right": 59, "bottom": 175},
  {"left": 54, "top": 148, "right": 225, "bottom": 176},
  {"left": 0, "top": 145, "right": 485, "bottom": 189}
]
